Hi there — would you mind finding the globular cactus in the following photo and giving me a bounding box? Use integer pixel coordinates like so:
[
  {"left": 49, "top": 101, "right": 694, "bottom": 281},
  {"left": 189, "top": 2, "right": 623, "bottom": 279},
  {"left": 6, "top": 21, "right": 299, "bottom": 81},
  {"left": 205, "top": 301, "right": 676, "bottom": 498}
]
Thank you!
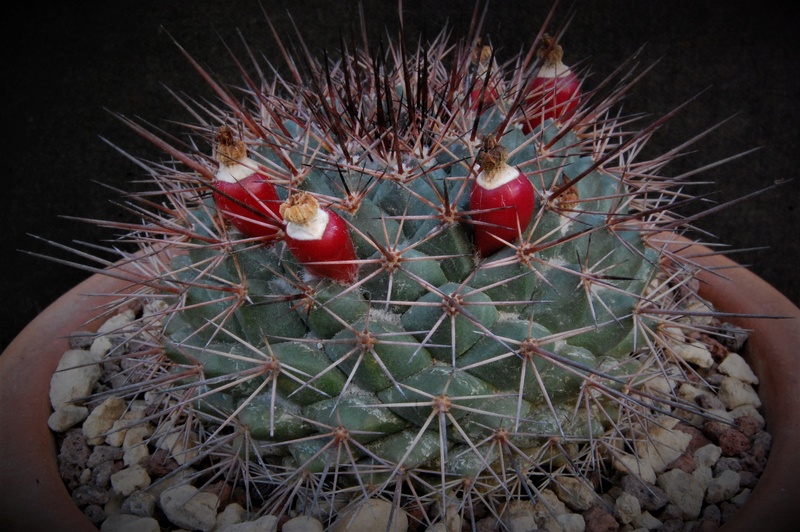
[{"left": 73, "top": 3, "right": 743, "bottom": 528}]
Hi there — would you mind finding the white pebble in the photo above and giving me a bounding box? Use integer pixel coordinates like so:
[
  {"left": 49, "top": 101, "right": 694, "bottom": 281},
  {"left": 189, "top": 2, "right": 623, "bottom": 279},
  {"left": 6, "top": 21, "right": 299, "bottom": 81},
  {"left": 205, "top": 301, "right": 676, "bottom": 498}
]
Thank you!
[
  {"left": 531, "top": 490, "right": 569, "bottom": 530},
  {"left": 159, "top": 484, "right": 219, "bottom": 532},
  {"left": 282, "top": 515, "right": 324, "bottom": 532},
  {"left": 613, "top": 452, "right": 657, "bottom": 484},
  {"left": 661, "top": 326, "right": 685, "bottom": 344},
  {"left": 693, "top": 444, "right": 722, "bottom": 469},
  {"left": 731, "top": 488, "right": 752, "bottom": 507},
  {"left": 672, "top": 340, "right": 714, "bottom": 368},
  {"left": 554, "top": 476, "right": 597, "bottom": 511},
  {"left": 636, "top": 417, "right": 692, "bottom": 473},
  {"left": 83, "top": 396, "right": 126, "bottom": 445},
  {"left": 294, "top": 491, "right": 349, "bottom": 521},
  {"left": 142, "top": 299, "right": 168, "bottom": 318},
  {"left": 677, "top": 382, "right": 709, "bottom": 403},
  {"left": 718, "top": 377, "right": 762, "bottom": 409},
  {"left": 615, "top": 491, "right": 641, "bottom": 524},
  {"left": 704, "top": 408, "right": 735, "bottom": 424},
  {"left": 644, "top": 375, "right": 675, "bottom": 397},
  {"left": 120, "top": 489, "right": 156, "bottom": 517},
  {"left": 143, "top": 466, "right": 197, "bottom": 500},
  {"left": 631, "top": 510, "right": 663, "bottom": 530},
  {"left": 718, "top": 353, "right": 759, "bottom": 384},
  {"left": 90, "top": 335, "right": 115, "bottom": 358},
  {"left": 215, "top": 503, "right": 245, "bottom": 529},
  {"left": 47, "top": 404, "right": 89, "bottom": 432},
  {"left": 706, "top": 470, "right": 741, "bottom": 504},
  {"left": 97, "top": 309, "right": 135, "bottom": 336},
  {"left": 331, "top": 499, "right": 408, "bottom": 532},
  {"left": 729, "top": 405, "right": 765, "bottom": 427},
  {"left": 106, "top": 410, "right": 146, "bottom": 447},
  {"left": 656, "top": 469, "right": 704, "bottom": 520},
  {"left": 49, "top": 349, "right": 103, "bottom": 410},
  {"left": 156, "top": 429, "right": 197, "bottom": 466},
  {"left": 501, "top": 500, "right": 538, "bottom": 532},
  {"left": 110, "top": 465, "right": 151, "bottom": 497},
  {"left": 556, "top": 512, "right": 586, "bottom": 532},
  {"left": 536, "top": 489, "right": 568, "bottom": 514},
  {"left": 692, "top": 465, "right": 713, "bottom": 493},
  {"left": 122, "top": 423, "right": 154, "bottom": 467}
]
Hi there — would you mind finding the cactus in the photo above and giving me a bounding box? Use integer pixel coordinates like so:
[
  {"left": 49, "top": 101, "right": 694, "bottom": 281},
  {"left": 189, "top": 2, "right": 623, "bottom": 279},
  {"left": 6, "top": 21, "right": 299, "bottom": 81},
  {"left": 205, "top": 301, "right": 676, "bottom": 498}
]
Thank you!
[{"left": 53, "top": 3, "right": 764, "bottom": 529}]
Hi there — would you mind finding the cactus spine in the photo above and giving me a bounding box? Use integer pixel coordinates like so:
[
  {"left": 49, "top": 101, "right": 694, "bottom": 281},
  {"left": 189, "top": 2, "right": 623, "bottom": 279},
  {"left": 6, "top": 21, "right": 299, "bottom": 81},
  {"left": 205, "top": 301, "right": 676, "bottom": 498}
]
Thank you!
[{"left": 71, "top": 4, "right": 744, "bottom": 529}]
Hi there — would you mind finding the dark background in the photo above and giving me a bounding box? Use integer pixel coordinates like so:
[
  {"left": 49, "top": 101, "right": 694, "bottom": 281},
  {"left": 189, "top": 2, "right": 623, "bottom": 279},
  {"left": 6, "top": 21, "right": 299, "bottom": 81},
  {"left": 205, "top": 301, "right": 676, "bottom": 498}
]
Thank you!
[{"left": 3, "top": 0, "right": 798, "bottom": 352}]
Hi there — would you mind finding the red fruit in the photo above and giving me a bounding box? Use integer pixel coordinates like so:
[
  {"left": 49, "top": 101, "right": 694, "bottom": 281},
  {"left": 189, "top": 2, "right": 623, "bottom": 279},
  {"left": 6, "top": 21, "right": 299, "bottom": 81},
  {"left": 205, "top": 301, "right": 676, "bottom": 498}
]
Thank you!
[
  {"left": 521, "top": 35, "right": 581, "bottom": 134},
  {"left": 470, "top": 136, "right": 536, "bottom": 256},
  {"left": 280, "top": 192, "right": 358, "bottom": 283},
  {"left": 469, "top": 42, "right": 500, "bottom": 114},
  {"left": 213, "top": 126, "right": 283, "bottom": 239},
  {"left": 470, "top": 83, "right": 500, "bottom": 114}
]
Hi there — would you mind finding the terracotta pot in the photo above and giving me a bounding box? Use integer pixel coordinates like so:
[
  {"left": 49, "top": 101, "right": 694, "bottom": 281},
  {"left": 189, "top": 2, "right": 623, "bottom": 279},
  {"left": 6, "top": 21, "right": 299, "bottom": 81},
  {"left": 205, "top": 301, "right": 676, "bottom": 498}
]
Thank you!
[
  {"left": 662, "top": 237, "right": 800, "bottom": 532},
  {"left": 1, "top": 240, "right": 798, "bottom": 531}
]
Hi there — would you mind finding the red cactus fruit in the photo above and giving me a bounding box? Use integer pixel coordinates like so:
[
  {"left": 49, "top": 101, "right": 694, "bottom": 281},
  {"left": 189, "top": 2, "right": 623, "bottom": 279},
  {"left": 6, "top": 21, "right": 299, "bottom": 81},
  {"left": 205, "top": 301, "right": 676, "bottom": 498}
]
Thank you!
[
  {"left": 280, "top": 192, "right": 358, "bottom": 283},
  {"left": 469, "top": 135, "right": 536, "bottom": 256},
  {"left": 521, "top": 34, "right": 581, "bottom": 134},
  {"left": 212, "top": 126, "right": 283, "bottom": 239}
]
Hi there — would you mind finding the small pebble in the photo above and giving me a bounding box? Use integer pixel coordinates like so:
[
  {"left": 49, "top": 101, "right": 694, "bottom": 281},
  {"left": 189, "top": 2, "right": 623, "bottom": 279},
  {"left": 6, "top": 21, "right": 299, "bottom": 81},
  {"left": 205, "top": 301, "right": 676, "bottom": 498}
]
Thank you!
[
  {"left": 83, "top": 396, "right": 126, "bottom": 445},
  {"left": 694, "top": 444, "right": 722, "bottom": 469},
  {"left": 48, "top": 405, "right": 89, "bottom": 432},
  {"left": 706, "top": 469, "right": 740, "bottom": 504},
  {"left": 214, "top": 502, "right": 245, "bottom": 529},
  {"left": 72, "top": 484, "right": 110, "bottom": 507},
  {"left": 159, "top": 484, "right": 219, "bottom": 532},
  {"left": 718, "top": 353, "right": 759, "bottom": 384},
  {"left": 283, "top": 515, "right": 324, "bottom": 532},
  {"left": 615, "top": 491, "right": 641, "bottom": 525},
  {"left": 556, "top": 512, "right": 586, "bottom": 532},
  {"left": 656, "top": 469, "right": 704, "bottom": 520},
  {"left": 88, "top": 445, "right": 124, "bottom": 468},
  {"left": 673, "top": 341, "right": 714, "bottom": 368},
  {"left": 718, "top": 377, "right": 761, "bottom": 410},
  {"left": 555, "top": 476, "right": 598, "bottom": 511},
  {"left": 331, "top": 499, "right": 408, "bottom": 532},
  {"left": 631, "top": 510, "right": 663, "bottom": 530},
  {"left": 91, "top": 459, "right": 123, "bottom": 489},
  {"left": 110, "top": 465, "right": 151, "bottom": 497},
  {"left": 120, "top": 490, "right": 156, "bottom": 517},
  {"left": 83, "top": 504, "right": 107, "bottom": 526},
  {"left": 621, "top": 475, "right": 669, "bottom": 512},
  {"left": 730, "top": 488, "right": 751, "bottom": 507}
]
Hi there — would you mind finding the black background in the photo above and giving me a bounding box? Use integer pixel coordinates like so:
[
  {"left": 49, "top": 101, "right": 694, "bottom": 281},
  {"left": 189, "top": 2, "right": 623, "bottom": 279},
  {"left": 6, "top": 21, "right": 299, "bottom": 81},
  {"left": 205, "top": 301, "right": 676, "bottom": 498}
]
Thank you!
[{"left": 3, "top": 0, "right": 798, "bottom": 352}]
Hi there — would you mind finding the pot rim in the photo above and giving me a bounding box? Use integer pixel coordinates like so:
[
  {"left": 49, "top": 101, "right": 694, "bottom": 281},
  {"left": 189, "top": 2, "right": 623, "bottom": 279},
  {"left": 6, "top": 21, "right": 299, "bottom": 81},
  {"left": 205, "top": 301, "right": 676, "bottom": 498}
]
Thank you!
[{"left": 1, "top": 238, "right": 798, "bottom": 531}]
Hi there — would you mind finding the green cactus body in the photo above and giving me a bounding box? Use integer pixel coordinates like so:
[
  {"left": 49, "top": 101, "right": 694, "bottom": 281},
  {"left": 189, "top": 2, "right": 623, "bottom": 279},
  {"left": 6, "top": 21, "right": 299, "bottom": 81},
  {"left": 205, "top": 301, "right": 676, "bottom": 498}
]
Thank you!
[
  {"left": 160, "top": 109, "right": 664, "bottom": 502},
  {"left": 102, "top": 8, "right": 729, "bottom": 526}
]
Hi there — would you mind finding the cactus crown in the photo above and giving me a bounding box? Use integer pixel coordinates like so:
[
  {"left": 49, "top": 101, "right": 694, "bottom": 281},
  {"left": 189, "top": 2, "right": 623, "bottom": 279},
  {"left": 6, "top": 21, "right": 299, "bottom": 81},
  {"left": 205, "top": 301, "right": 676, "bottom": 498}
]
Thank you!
[{"left": 59, "top": 3, "right": 754, "bottom": 528}]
